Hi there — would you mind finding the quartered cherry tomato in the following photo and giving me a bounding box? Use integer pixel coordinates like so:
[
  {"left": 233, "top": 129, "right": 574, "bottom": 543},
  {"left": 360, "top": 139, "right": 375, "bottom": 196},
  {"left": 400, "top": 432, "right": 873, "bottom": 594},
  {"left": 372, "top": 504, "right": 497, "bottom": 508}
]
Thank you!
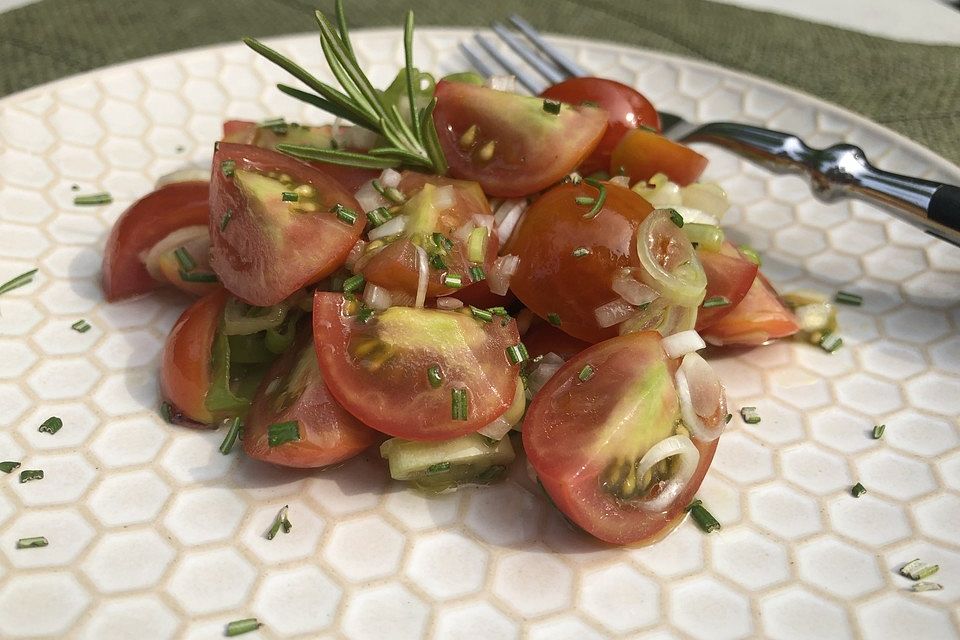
[
  {"left": 541, "top": 77, "right": 660, "bottom": 176},
  {"left": 610, "top": 128, "right": 708, "bottom": 186},
  {"left": 701, "top": 273, "right": 800, "bottom": 346},
  {"left": 695, "top": 243, "right": 759, "bottom": 331}
]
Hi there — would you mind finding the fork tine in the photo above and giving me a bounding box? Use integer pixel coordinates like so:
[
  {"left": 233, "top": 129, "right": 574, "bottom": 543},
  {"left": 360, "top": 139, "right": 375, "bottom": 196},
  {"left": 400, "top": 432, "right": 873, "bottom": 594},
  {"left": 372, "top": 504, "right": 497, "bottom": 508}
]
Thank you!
[
  {"left": 472, "top": 34, "right": 546, "bottom": 93},
  {"left": 458, "top": 42, "right": 497, "bottom": 79},
  {"left": 490, "top": 22, "right": 568, "bottom": 85},
  {"left": 508, "top": 15, "right": 587, "bottom": 78}
]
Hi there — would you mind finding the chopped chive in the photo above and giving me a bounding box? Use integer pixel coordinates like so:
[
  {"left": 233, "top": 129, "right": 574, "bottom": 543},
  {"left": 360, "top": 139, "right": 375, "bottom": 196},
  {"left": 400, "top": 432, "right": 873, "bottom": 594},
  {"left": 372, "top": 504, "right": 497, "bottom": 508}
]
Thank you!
[
  {"left": 220, "top": 160, "right": 236, "bottom": 177},
  {"left": 900, "top": 559, "right": 939, "bottom": 581},
  {"left": 582, "top": 178, "right": 607, "bottom": 219},
  {"left": 547, "top": 312, "right": 562, "bottom": 327},
  {"left": 668, "top": 208, "right": 684, "bottom": 228},
  {"left": 703, "top": 296, "right": 730, "bottom": 308},
  {"left": 469, "top": 265, "right": 486, "bottom": 282},
  {"left": 572, "top": 247, "right": 591, "bottom": 258},
  {"left": 331, "top": 203, "right": 359, "bottom": 225},
  {"left": 819, "top": 332, "right": 843, "bottom": 353},
  {"left": 38, "top": 417, "right": 63, "bottom": 435},
  {"left": 281, "top": 191, "right": 299, "bottom": 202},
  {"left": 740, "top": 406, "right": 761, "bottom": 424},
  {"left": 16, "top": 537, "right": 48, "bottom": 549},
  {"left": 542, "top": 99, "right": 561, "bottom": 115},
  {"left": 220, "top": 209, "right": 233, "bottom": 231},
  {"left": 834, "top": 290, "right": 863, "bottom": 306},
  {"left": 71, "top": 319, "right": 91, "bottom": 333},
  {"left": 725, "top": 413, "right": 733, "bottom": 423},
  {"left": 427, "top": 364, "right": 443, "bottom": 388},
  {"left": 505, "top": 343, "right": 528, "bottom": 365},
  {"left": 219, "top": 417, "right": 243, "bottom": 455},
  {"left": 432, "top": 232, "right": 453, "bottom": 252},
  {"left": 174, "top": 246, "right": 196, "bottom": 272},
  {"left": 0, "top": 268, "right": 38, "bottom": 296},
  {"left": 267, "top": 421, "right": 300, "bottom": 447},
  {"left": 578, "top": 364, "right": 595, "bottom": 382},
  {"left": 429, "top": 253, "right": 447, "bottom": 270},
  {"left": 911, "top": 581, "right": 943, "bottom": 592},
  {"left": 443, "top": 273, "right": 463, "bottom": 288},
  {"left": 225, "top": 617, "right": 262, "bottom": 636},
  {"left": 73, "top": 192, "right": 112, "bottom": 206},
  {"left": 873, "top": 424, "right": 886, "bottom": 439},
  {"left": 160, "top": 402, "right": 174, "bottom": 423},
  {"left": 427, "top": 461, "right": 451, "bottom": 474},
  {"left": 575, "top": 196, "right": 595, "bottom": 206},
  {"left": 19, "top": 470, "right": 43, "bottom": 483},
  {"left": 366, "top": 206, "right": 392, "bottom": 228},
  {"left": 178, "top": 270, "right": 218, "bottom": 283},
  {"left": 356, "top": 306, "right": 375, "bottom": 323},
  {"left": 488, "top": 306, "right": 509, "bottom": 317},
  {"left": 739, "top": 245, "right": 762, "bottom": 266},
  {"left": 0, "top": 461, "right": 21, "bottom": 474},
  {"left": 851, "top": 482, "right": 867, "bottom": 498},
  {"left": 686, "top": 499, "right": 721, "bottom": 533},
  {"left": 372, "top": 179, "right": 406, "bottom": 204},
  {"left": 259, "top": 116, "right": 286, "bottom": 129},
  {"left": 265, "top": 505, "right": 291, "bottom": 540},
  {"left": 451, "top": 388, "right": 468, "bottom": 421},
  {"left": 342, "top": 274, "right": 365, "bottom": 294},
  {"left": 470, "top": 306, "right": 493, "bottom": 323}
]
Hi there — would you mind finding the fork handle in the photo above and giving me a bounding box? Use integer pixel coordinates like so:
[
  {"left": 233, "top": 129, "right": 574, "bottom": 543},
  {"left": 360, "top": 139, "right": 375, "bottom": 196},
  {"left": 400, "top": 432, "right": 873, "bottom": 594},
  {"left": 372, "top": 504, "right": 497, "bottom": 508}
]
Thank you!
[{"left": 685, "top": 123, "right": 960, "bottom": 247}]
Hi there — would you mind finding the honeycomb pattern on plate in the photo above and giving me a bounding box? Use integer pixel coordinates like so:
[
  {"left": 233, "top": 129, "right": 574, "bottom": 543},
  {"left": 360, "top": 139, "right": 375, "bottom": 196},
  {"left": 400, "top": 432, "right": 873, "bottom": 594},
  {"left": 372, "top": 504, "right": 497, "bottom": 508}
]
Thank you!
[{"left": 0, "top": 29, "right": 958, "bottom": 640}]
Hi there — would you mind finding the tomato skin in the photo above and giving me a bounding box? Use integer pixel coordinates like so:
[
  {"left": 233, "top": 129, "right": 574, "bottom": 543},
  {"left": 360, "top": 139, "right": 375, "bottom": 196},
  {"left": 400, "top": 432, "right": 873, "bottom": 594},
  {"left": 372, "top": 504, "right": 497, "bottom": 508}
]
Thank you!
[
  {"left": 433, "top": 80, "right": 608, "bottom": 197},
  {"left": 209, "top": 143, "right": 364, "bottom": 306},
  {"left": 523, "top": 331, "right": 719, "bottom": 545},
  {"left": 222, "top": 120, "right": 378, "bottom": 192},
  {"left": 610, "top": 128, "right": 708, "bottom": 186},
  {"left": 701, "top": 273, "right": 800, "bottom": 346},
  {"left": 312, "top": 292, "right": 521, "bottom": 441},
  {"left": 102, "top": 181, "right": 210, "bottom": 301},
  {"left": 505, "top": 181, "right": 653, "bottom": 343},
  {"left": 541, "top": 77, "right": 661, "bottom": 176},
  {"left": 522, "top": 321, "right": 590, "bottom": 361},
  {"left": 451, "top": 280, "right": 516, "bottom": 310},
  {"left": 695, "top": 243, "right": 759, "bottom": 330},
  {"left": 243, "top": 329, "right": 381, "bottom": 468},
  {"left": 160, "top": 289, "right": 227, "bottom": 425}
]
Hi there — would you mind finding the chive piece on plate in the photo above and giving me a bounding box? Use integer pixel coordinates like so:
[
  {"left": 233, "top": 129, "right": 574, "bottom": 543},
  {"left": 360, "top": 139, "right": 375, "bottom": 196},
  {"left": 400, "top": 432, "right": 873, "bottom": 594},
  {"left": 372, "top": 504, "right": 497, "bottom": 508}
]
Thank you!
[
  {"left": 160, "top": 402, "right": 174, "bottom": 423},
  {"left": 851, "top": 482, "right": 867, "bottom": 498},
  {"left": 911, "top": 581, "right": 943, "bottom": 592},
  {"left": 686, "top": 499, "right": 721, "bottom": 533},
  {"left": 873, "top": 424, "right": 886, "bottom": 439},
  {"left": 16, "top": 536, "right": 48, "bottom": 549},
  {"left": 0, "top": 461, "right": 21, "bottom": 474},
  {"left": 73, "top": 192, "right": 112, "bottom": 206},
  {"left": 900, "top": 559, "right": 939, "bottom": 581},
  {"left": 71, "top": 319, "right": 91, "bottom": 333},
  {"left": 740, "top": 406, "right": 761, "bottom": 424},
  {"left": 819, "top": 332, "right": 843, "bottom": 353},
  {"left": 219, "top": 417, "right": 243, "bottom": 455},
  {"left": 19, "top": 469, "right": 44, "bottom": 483},
  {"left": 38, "top": 417, "right": 63, "bottom": 435},
  {"left": 225, "top": 618, "right": 262, "bottom": 636},
  {"left": 834, "top": 290, "right": 863, "bottom": 306},
  {"left": 267, "top": 421, "right": 300, "bottom": 447},
  {"left": 0, "top": 268, "right": 38, "bottom": 296},
  {"left": 265, "top": 505, "right": 291, "bottom": 540}
]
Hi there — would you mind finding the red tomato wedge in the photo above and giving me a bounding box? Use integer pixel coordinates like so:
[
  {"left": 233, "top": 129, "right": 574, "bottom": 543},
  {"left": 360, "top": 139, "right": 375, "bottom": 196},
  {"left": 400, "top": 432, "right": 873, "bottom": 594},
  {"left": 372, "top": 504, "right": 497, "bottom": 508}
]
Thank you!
[
  {"left": 358, "top": 172, "right": 499, "bottom": 298},
  {"left": 695, "top": 243, "right": 759, "bottom": 330},
  {"left": 312, "top": 292, "right": 521, "bottom": 441},
  {"left": 221, "top": 120, "right": 377, "bottom": 192},
  {"left": 102, "top": 181, "right": 210, "bottom": 301},
  {"left": 209, "top": 143, "right": 364, "bottom": 306},
  {"left": 523, "top": 331, "right": 720, "bottom": 545},
  {"left": 451, "top": 279, "right": 516, "bottom": 311},
  {"left": 505, "top": 181, "right": 653, "bottom": 343},
  {"left": 160, "top": 289, "right": 227, "bottom": 425},
  {"left": 433, "top": 80, "right": 608, "bottom": 197},
  {"left": 523, "top": 321, "right": 591, "bottom": 361},
  {"left": 610, "top": 128, "right": 708, "bottom": 186},
  {"left": 541, "top": 77, "right": 661, "bottom": 176},
  {"left": 701, "top": 274, "right": 800, "bottom": 346},
  {"left": 243, "top": 328, "right": 381, "bottom": 468}
]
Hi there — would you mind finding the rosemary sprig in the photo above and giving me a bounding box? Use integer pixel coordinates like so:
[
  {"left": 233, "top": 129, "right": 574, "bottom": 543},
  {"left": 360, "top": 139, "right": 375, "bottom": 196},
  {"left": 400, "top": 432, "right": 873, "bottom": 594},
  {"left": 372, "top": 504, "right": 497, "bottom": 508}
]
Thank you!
[{"left": 244, "top": 0, "right": 446, "bottom": 174}]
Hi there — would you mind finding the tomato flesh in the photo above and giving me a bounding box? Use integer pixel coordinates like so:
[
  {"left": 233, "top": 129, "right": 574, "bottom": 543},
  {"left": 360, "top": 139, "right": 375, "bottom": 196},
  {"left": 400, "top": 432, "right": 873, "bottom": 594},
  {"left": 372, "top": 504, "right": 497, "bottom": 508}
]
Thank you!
[
  {"left": 312, "top": 292, "right": 521, "bottom": 440},
  {"left": 102, "top": 181, "right": 210, "bottom": 301},
  {"left": 209, "top": 143, "right": 364, "bottom": 306},
  {"left": 505, "top": 181, "right": 653, "bottom": 343},
  {"left": 701, "top": 273, "right": 800, "bottom": 346},
  {"left": 695, "top": 243, "right": 759, "bottom": 330},
  {"left": 541, "top": 77, "right": 661, "bottom": 176},
  {"left": 433, "top": 80, "right": 608, "bottom": 197},
  {"left": 243, "top": 328, "right": 381, "bottom": 468},
  {"left": 522, "top": 321, "right": 590, "bottom": 361},
  {"left": 610, "top": 128, "right": 708, "bottom": 186},
  {"left": 160, "top": 289, "right": 227, "bottom": 425},
  {"left": 523, "top": 331, "right": 719, "bottom": 545}
]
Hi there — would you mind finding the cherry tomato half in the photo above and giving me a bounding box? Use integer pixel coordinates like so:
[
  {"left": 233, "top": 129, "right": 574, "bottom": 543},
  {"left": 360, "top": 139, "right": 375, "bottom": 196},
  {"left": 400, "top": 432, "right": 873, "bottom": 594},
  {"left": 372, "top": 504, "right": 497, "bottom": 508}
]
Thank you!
[
  {"left": 541, "top": 77, "right": 661, "bottom": 176},
  {"left": 522, "top": 321, "right": 591, "bottom": 361},
  {"left": 701, "top": 273, "right": 800, "bottom": 346},
  {"left": 610, "top": 128, "right": 708, "bottom": 186},
  {"left": 695, "top": 243, "right": 759, "bottom": 330}
]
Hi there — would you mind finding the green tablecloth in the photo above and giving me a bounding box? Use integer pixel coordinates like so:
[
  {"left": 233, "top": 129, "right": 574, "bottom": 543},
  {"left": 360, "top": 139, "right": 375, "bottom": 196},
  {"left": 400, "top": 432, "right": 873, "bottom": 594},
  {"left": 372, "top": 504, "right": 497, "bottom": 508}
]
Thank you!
[{"left": 2, "top": 0, "right": 959, "bottom": 165}]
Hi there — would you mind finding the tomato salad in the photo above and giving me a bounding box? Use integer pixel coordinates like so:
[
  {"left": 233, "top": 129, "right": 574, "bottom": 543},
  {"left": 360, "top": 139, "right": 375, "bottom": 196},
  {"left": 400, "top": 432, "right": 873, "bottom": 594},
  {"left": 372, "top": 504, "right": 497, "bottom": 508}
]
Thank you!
[{"left": 101, "top": 3, "right": 806, "bottom": 546}]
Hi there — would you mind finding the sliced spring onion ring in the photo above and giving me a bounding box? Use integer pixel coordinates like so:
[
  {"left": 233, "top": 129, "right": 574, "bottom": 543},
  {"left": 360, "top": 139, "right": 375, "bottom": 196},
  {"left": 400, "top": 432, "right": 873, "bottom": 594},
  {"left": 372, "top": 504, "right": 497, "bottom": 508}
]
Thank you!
[
  {"left": 495, "top": 199, "right": 527, "bottom": 245},
  {"left": 477, "top": 378, "right": 526, "bottom": 440},
  {"left": 525, "top": 352, "right": 565, "bottom": 395},
  {"left": 594, "top": 298, "right": 639, "bottom": 329},
  {"left": 635, "top": 435, "right": 700, "bottom": 512},
  {"left": 142, "top": 225, "right": 209, "bottom": 281},
  {"left": 662, "top": 330, "right": 706, "bottom": 359},
  {"left": 675, "top": 352, "right": 727, "bottom": 442},
  {"left": 680, "top": 183, "right": 729, "bottom": 219},
  {"left": 682, "top": 223, "right": 724, "bottom": 252},
  {"left": 632, "top": 172, "right": 682, "bottom": 208},
  {"left": 635, "top": 209, "right": 707, "bottom": 307},
  {"left": 222, "top": 297, "right": 289, "bottom": 336},
  {"left": 611, "top": 270, "right": 659, "bottom": 307},
  {"left": 414, "top": 245, "right": 429, "bottom": 309},
  {"left": 487, "top": 254, "right": 519, "bottom": 296}
]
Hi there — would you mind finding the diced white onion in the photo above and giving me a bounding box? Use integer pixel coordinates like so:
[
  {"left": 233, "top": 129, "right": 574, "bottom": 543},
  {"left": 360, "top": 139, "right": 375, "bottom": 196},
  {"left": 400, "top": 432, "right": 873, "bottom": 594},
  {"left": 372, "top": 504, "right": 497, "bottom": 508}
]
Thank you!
[
  {"left": 345, "top": 239, "right": 367, "bottom": 271},
  {"left": 363, "top": 282, "right": 392, "bottom": 311},
  {"left": 472, "top": 214, "right": 495, "bottom": 233},
  {"left": 414, "top": 245, "right": 429, "bottom": 309},
  {"left": 436, "top": 297, "right": 464, "bottom": 310},
  {"left": 488, "top": 254, "right": 519, "bottom": 296},
  {"left": 635, "top": 209, "right": 707, "bottom": 307},
  {"left": 344, "top": 125, "right": 379, "bottom": 150},
  {"left": 379, "top": 168, "right": 402, "bottom": 188},
  {"left": 454, "top": 220, "right": 475, "bottom": 243},
  {"left": 485, "top": 75, "right": 517, "bottom": 93},
  {"left": 368, "top": 214, "right": 407, "bottom": 241},
  {"left": 635, "top": 435, "right": 700, "bottom": 512},
  {"left": 675, "top": 352, "right": 726, "bottom": 442},
  {"left": 681, "top": 182, "right": 730, "bottom": 219},
  {"left": 494, "top": 198, "right": 524, "bottom": 224},
  {"left": 526, "top": 352, "right": 565, "bottom": 395},
  {"left": 476, "top": 416, "right": 514, "bottom": 441},
  {"left": 632, "top": 172, "right": 682, "bottom": 208},
  {"left": 661, "top": 329, "right": 706, "bottom": 359},
  {"left": 594, "top": 298, "right": 639, "bottom": 329},
  {"left": 608, "top": 175, "right": 631, "bottom": 188},
  {"left": 611, "top": 271, "right": 659, "bottom": 306},
  {"left": 155, "top": 163, "right": 210, "bottom": 189},
  {"left": 516, "top": 308, "right": 535, "bottom": 336},
  {"left": 142, "top": 225, "right": 209, "bottom": 281},
  {"left": 477, "top": 379, "right": 526, "bottom": 440},
  {"left": 434, "top": 185, "right": 456, "bottom": 210},
  {"left": 495, "top": 199, "right": 527, "bottom": 245},
  {"left": 355, "top": 179, "right": 389, "bottom": 211}
]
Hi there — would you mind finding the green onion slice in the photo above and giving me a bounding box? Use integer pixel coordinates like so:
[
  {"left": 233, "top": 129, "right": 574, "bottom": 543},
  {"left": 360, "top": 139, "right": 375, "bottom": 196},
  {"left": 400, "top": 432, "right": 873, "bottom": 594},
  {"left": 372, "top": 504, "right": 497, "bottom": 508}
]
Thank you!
[
  {"left": 38, "top": 417, "right": 63, "bottom": 435},
  {"left": 71, "top": 319, "right": 92, "bottom": 333}
]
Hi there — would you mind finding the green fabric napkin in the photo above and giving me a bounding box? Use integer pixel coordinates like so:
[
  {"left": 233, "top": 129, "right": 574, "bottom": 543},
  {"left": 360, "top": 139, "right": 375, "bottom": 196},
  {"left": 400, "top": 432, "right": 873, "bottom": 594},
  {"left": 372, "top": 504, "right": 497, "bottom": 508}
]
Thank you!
[{"left": 1, "top": 0, "right": 959, "bottom": 166}]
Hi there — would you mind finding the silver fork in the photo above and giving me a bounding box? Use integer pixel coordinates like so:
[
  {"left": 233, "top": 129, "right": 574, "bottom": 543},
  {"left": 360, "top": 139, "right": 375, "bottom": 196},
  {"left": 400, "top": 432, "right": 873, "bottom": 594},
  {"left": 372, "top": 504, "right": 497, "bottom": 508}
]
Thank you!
[{"left": 461, "top": 16, "right": 960, "bottom": 248}]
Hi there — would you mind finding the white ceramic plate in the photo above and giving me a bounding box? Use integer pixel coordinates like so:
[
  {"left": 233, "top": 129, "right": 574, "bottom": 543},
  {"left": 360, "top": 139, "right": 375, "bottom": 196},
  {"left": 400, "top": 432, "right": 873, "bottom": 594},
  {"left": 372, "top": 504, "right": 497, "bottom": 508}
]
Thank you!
[{"left": 0, "top": 28, "right": 958, "bottom": 640}]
